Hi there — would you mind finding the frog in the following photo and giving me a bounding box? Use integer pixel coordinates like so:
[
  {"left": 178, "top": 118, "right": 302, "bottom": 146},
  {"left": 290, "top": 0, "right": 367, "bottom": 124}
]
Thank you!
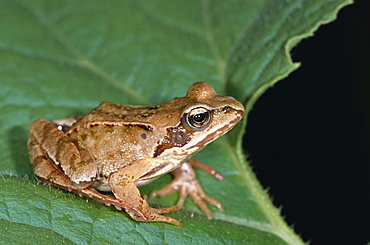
[{"left": 27, "top": 82, "right": 245, "bottom": 227}]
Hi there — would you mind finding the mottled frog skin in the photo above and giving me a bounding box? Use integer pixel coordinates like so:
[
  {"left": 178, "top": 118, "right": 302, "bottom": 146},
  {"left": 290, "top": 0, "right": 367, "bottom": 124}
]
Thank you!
[{"left": 28, "top": 82, "right": 244, "bottom": 227}]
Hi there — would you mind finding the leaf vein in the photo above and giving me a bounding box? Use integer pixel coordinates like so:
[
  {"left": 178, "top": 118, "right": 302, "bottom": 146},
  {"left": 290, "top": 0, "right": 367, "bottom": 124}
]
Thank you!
[{"left": 13, "top": 0, "right": 150, "bottom": 105}]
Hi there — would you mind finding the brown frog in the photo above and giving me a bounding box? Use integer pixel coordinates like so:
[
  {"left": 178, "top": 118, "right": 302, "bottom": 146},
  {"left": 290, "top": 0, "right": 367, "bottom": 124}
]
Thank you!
[{"left": 28, "top": 82, "right": 244, "bottom": 227}]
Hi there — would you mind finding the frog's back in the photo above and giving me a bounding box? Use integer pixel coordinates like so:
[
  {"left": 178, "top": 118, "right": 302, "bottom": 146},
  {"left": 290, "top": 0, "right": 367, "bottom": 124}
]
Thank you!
[
  {"left": 68, "top": 122, "right": 164, "bottom": 174},
  {"left": 84, "top": 101, "right": 186, "bottom": 127}
]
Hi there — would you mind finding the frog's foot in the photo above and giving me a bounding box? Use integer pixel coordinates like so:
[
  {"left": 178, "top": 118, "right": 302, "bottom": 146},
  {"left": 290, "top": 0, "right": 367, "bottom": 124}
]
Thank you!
[
  {"left": 79, "top": 187, "right": 183, "bottom": 227},
  {"left": 124, "top": 204, "right": 182, "bottom": 227},
  {"left": 150, "top": 161, "right": 224, "bottom": 219}
]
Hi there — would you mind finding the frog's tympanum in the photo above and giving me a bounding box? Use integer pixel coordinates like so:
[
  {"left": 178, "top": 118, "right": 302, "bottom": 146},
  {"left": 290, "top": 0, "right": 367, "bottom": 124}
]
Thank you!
[{"left": 28, "top": 82, "right": 244, "bottom": 227}]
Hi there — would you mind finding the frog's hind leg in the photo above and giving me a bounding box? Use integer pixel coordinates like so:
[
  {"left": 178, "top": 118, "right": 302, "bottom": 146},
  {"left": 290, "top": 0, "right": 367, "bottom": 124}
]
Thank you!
[
  {"left": 27, "top": 123, "right": 90, "bottom": 190},
  {"left": 28, "top": 119, "right": 97, "bottom": 184},
  {"left": 28, "top": 119, "right": 143, "bottom": 218}
]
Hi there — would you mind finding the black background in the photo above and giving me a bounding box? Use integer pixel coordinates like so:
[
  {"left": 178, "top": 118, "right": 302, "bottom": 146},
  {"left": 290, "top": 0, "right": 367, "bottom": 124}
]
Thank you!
[{"left": 243, "top": 1, "right": 369, "bottom": 244}]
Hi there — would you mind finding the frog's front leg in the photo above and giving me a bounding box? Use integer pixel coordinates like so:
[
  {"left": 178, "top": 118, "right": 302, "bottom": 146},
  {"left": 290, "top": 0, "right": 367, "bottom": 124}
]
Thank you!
[
  {"left": 108, "top": 159, "right": 182, "bottom": 227},
  {"left": 150, "top": 159, "right": 224, "bottom": 219}
]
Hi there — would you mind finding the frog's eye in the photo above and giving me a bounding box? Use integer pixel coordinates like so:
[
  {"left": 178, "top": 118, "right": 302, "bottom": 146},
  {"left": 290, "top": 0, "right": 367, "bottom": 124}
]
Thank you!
[{"left": 184, "top": 107, "right": 211, "bottom": 130}]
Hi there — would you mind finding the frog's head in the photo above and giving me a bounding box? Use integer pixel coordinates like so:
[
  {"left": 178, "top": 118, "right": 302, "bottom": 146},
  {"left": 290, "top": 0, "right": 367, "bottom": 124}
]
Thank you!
[{"left": 154, "top": 82, "right": 244, "bottom": 159}]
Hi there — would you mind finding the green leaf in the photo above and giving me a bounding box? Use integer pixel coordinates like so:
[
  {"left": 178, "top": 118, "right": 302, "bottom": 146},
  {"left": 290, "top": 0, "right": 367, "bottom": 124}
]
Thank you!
[{"left": 0, "top": 0, "right": 352, "bottom": 244}]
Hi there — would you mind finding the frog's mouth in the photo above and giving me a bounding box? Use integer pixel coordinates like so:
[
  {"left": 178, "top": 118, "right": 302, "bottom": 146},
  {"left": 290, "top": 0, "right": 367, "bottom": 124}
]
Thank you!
[
  {"left": 153, "top": 106, "right": 243, "bottom": 158},
  {"left": 139, "top": 105, "right": 243, "bottom": 183},
  {"left": 194, "top": 111, "right": 244, "bottom": 146}
]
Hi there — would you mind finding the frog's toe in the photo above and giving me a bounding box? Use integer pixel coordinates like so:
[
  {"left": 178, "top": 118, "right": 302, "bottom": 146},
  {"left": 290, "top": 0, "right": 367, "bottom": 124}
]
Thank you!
[
  {"left": 149, "top": 183, "right": 177, "bottom": 198},
  {"left": 148, "top": 208, "right": 183, "bottom": 227},
  {"left": 150, "top": 162, "right": 224, "bottom": 219}
]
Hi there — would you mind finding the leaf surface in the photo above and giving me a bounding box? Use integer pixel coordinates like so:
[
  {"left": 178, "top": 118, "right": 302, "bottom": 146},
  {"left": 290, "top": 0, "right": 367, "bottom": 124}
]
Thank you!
[{"left": 0, "top": 0, "right": 352, "bottom": 244}]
